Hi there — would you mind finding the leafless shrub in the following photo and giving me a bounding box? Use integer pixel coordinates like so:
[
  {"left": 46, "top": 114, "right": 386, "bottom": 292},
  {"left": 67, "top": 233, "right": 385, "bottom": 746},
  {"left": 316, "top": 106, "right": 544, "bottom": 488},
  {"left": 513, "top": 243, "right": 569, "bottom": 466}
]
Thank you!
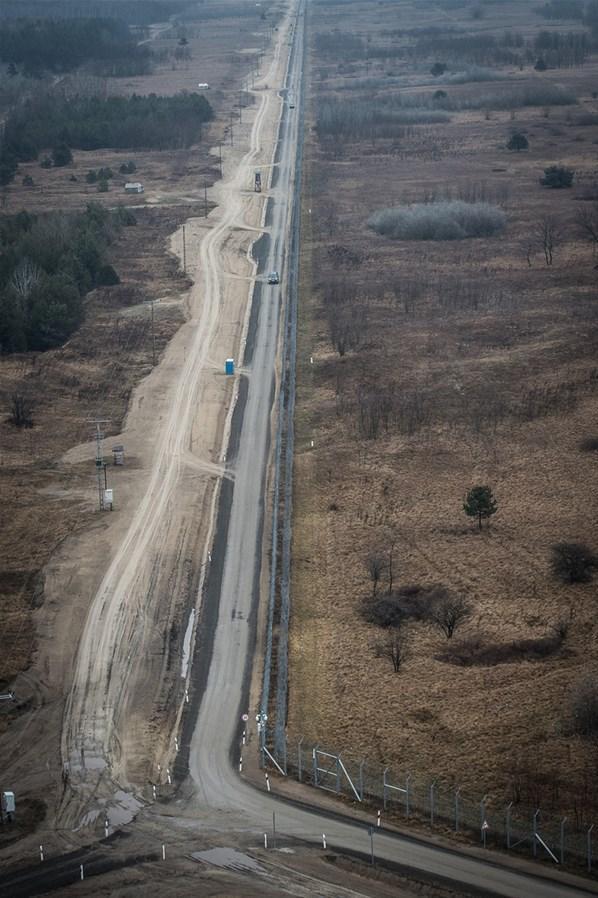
[
  {"left": 576, "top": 202, "right": 598, "bottom": 254},
  {"left": 8, "top": 392, "right": 34, "bottom": 428},
  {"left": 437, "top": 629, "right": 566, "bottom": 666},
  {"left": 430, "top": 594, "right": 473, "bottom": 639},
  {"left": 579, "top": 436, "right": 598, "bottom": 452},
  {"left": 534, "top": 215, "right": 563, "bottom": 266},
  {"left": 366, "top": 553, "right": 387, "bottom": 596},
  {"left": 551, "top": 542, "right": 597, "bottom": 583},
  {"left": 328, "top": 306, "right": 368, "bottom": 356},
  {"left": 368, "top": 201, "right": 506, "bottom": 241},
  {"left": 374, "top": 626, "right": 409, "bottom": 672},
  {"left": 569, "top": 677, "right": 598, "bottom": 739}
]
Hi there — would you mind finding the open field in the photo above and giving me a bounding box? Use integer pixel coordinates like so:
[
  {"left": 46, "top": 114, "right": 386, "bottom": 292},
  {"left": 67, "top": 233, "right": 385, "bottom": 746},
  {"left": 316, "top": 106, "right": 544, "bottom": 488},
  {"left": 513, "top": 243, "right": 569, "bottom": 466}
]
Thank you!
[{"left": 288, "top": 0, "right": 598, "bottom": 821}]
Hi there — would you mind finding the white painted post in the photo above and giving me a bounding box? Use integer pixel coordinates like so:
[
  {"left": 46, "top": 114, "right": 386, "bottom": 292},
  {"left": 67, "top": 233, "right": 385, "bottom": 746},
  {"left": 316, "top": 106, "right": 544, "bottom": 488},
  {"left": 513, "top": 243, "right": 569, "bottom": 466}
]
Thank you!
[
  {"left": 377, "top": 810, "right": 381, "bottom": 828},
  {"left": 185, "top": 689, "right": 189, "bottom": 703},
  {"left": 166, "top": 768, "right": 172, "bottom": 785},
  {"left": 39, "top": 845, "right": 44, "bottom": 862},
  {"left": 265, "top": 773, "right": 271, "bottom": 792},
  {"left": 162, "top": 844, "right": 166, "bottom": 861},
  {"left": 239, "top": 757, "right": 243, "bottom": 772},
  {"left": 104, "top": 819, "right": 109, "bottom": 839},
  {"left": 322, "top": 833, "right": 327, "bottom": 850},
  {"left": 152, "top": 784, "right": 157, "bottom": 800},
  {"left": 264, "top": 833, "right": 268, "bottom": 849},
  {"left": 242, "top": 730, "right": 246, "bottom": 746},
  {"left": 174, "top": 737, "right": 179, "bottom": 752},
  {"left": 80, "top": 865, "right": 84, "bottom": 881}
]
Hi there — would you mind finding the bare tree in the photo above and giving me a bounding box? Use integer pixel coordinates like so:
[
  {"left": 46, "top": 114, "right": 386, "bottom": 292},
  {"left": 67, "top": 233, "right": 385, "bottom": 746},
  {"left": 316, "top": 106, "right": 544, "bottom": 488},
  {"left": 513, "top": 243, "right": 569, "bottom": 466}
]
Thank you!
[
  {"left": 375, "top": 626, "right": 409, "bottom": 673},
  {"left": 577, "top": 203, "right": 598, "bottom": 257},
  {"left": 9, "top": 393, "right": 34, "bottom": 428},
  {"left": 431, "top": 594, "right": 472, "bottom": 639},
  {"left": 366, "top": 553, "right": 386, "bottom": 596},
  {"left": 388, "top": 538, "right": 397, "bottom": 594},
  {"left": 10, "top": 257, "right": 42, "bottom": 303},
  {"left": 535, "top": 216, "right": 562, "bottom": 266}
]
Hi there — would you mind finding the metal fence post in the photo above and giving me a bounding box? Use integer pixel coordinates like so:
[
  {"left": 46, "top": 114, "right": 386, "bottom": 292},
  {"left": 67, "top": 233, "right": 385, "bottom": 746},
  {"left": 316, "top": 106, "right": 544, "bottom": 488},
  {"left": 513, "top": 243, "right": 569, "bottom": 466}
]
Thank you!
[
  {"left": 297, "top": 737, "right": 303, "bottom": 782},
  {"left": 313, "top": 746, "right": 318, "bottom": 787},
  {"left": 455, "top": 789, "right": 460, "bottom": 833},
  {"left": 506, "top": 803, "right": 512, "bottom": 850},
  {"left": 359, "top": 760, "right": 365, "bottom": 801},
  {"left": 588, "top": 824, "right": 594, "bottom": 872},
  {"left": 336, "top": 755, "right": 341, "bottom": 795},
  {"left": 560, "top": 817, "right": 567, "bottom": 865},
  {"left": 405, "top": 774, "right": 411, "bottom": 818},
  {"left": 383, "top": 768, "right": 388, "bottom": 811},
  {"left": 533, "top": 810, "right": 540, "bottom": 858},
  {"left": 430, "top": 782, "right": 435, "bottom": 827}
]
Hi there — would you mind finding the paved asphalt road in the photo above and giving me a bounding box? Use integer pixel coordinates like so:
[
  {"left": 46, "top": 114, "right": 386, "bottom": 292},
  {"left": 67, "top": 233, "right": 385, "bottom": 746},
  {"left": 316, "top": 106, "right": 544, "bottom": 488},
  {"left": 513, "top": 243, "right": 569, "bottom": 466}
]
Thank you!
[{"left": 185, "top": 4, "right": 597, "bottom": 898}]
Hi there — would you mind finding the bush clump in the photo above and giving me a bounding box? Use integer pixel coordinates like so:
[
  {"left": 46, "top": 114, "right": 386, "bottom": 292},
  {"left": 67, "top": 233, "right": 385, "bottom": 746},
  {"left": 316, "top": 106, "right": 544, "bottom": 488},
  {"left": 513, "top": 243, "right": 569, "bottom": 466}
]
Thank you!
[
  {"left": 569, "top": 677, "right": 598, "bottom": 738},
  {"left": 551, "top": 542, "right": 597, "bottom": 583},
  {"left": 361, "top": 584, "right": 452, "bottom": 627},
  {"left": 437, "top": 630, "right": 566, "bottom": 666},
  {"left": 368, "top": 201, "right": 506, "bottom": 241},
  {"left": 540, "top": 165, "right": 574, "bottom": 188}
]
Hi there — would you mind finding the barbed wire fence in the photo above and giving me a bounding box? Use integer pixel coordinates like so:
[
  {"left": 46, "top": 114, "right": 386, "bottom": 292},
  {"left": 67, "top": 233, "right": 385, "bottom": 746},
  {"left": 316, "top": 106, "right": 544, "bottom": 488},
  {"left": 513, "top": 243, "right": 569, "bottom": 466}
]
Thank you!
[{"left": 260, "top": 730, "right": 596, "bottom": 874}]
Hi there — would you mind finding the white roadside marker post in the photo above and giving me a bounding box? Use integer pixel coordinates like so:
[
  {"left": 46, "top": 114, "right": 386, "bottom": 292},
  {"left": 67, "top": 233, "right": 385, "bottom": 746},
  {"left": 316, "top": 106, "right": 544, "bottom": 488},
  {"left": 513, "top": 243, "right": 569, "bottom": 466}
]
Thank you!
[
  {"left": 152, "top": 784, "right": 157, "bottom": 799},
  {"left": 162, "top": 844, "right": 166, "bottom": 861},
  {"left": 322, "top": 834, "right": 327, "bottom": 850},
  {"left": 166, "top": 768, "right": 172, "bottom": 785},
  {"left": 39, "top": 845, "right": 44, "bottom": 862},
  {"left": 80, "top": 865, "right": 84, "bottom": 881},
  {"left": 104, "top": 819, "right": 109, "bottom": 839},
  {"left": 264, "top": 833, "right": 268, "bottom": 849},
  {"left": 377, "top": 810, "right": 381, "bottom": 827},
  {"left": 265, "top": 773, "right": 271, "bottom": 792}
]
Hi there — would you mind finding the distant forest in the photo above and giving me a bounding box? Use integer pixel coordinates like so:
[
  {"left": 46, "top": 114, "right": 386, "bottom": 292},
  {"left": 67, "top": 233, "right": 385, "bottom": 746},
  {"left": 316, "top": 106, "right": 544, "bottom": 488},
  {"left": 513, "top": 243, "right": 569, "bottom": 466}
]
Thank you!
[
  {"left": 0, "top": 1, "right": 190, "bottom": 25},
  {"left": 0, "top": 204, "right": 130, "bottom": 353},
  {"left": 4, "top": 92, "right": 213, "bottom": 159},
  {"left": 0, "top": 18, "right": 152, "bottom": 75}
]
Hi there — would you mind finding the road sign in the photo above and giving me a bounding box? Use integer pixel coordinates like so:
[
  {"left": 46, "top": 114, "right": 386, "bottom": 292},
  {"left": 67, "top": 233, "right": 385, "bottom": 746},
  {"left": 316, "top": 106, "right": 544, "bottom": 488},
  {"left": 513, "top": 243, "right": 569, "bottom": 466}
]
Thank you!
[
  {"left": 241, "top": 713, "right": 249, "bottom": 722},
  {"left": 482, "top": 820, "right": 489, "bottom": 830}
]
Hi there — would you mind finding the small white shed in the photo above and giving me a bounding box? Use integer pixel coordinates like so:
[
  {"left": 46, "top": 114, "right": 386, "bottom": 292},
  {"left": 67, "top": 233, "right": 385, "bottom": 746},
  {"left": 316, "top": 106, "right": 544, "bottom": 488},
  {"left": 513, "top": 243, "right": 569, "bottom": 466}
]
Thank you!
[{"left": 124, "top": 182, "right": 144, "bottom": 194}]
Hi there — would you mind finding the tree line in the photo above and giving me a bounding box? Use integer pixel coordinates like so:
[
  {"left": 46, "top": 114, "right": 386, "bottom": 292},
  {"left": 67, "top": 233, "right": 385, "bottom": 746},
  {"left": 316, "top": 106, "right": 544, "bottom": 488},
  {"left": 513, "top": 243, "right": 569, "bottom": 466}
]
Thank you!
[
  {"left": 0, "top": 203, "right": 131, "bottom": 353},
  {"left": 1, "top": 91, "right": 213, "bottom": 185},
  {"left": 0, "top": 17, "right": 151, "bottom": 76},
  {"left": 0, "top": 1, "right": 189, "bottom": 25}
]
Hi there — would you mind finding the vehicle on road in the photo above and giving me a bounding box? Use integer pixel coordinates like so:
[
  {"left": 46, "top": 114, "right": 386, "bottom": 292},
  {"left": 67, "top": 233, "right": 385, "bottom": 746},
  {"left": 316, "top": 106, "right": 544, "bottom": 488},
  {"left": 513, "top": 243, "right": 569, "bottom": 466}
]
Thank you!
[
  {"left": 197, "top": 82, "right": 210, "bottom": 89},
  {"left": 267, "top": 271, "right": 280, "bottom": 284}
]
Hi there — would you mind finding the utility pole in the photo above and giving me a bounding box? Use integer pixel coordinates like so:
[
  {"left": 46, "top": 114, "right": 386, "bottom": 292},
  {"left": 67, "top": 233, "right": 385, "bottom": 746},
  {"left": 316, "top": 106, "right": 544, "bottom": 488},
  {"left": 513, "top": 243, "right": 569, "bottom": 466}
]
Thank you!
[{"left": 91, "top": 418, "right": 110, "bottom": 511}]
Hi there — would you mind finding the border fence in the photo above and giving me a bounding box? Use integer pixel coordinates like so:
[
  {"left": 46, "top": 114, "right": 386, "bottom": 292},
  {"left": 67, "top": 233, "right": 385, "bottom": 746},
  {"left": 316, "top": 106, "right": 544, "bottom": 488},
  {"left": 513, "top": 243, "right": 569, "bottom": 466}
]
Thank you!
[{"left": 260, "top": 731, "right": 597, "bottom": 873}]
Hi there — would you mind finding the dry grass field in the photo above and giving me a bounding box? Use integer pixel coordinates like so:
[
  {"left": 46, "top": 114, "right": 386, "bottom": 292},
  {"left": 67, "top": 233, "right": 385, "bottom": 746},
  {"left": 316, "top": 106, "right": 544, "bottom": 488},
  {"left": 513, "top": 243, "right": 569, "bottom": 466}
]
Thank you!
[{"left": 288, "top": 0, "right": 598, "bottom": 820}]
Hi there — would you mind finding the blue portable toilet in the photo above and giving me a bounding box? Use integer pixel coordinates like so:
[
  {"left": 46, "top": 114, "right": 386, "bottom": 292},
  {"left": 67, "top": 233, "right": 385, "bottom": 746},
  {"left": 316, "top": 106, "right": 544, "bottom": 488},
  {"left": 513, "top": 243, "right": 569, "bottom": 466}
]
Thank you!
[{"left": 225, "top": 358, "right": 234, "bottom": 375}]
